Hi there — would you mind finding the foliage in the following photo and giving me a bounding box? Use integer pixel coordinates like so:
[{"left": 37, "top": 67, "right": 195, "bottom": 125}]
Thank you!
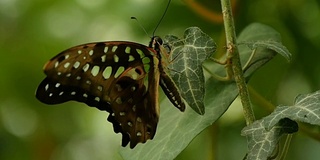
[
  {"left": 121, "top": 22, "right": 292, "bottom": 160},
  {"left": 242, "top": 90, "right": 320, "bottom": 159}
]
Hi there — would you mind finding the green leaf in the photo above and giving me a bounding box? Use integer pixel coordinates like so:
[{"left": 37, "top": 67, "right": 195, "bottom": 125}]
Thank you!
[
  {"left": 238, "top": 23, "right": 291, "bottom": 77},
  {"left": 120, "top": 23, "right": 285, "bottom": 160},
  {"left": 264, "top": 90, "right": 320, "bottom": 129},
  {"left": 237, "top": 23, "right": 292, "bottom": 77},
  {"left": 241, "top": 118, "right": 298, "bottom": 160},
  {"left": 204, "top": 23, "right": 289, "bottom": 79},
  {"left": 241, "top": 90, "right": 320, "bottom": 159},
  {"left": 163, "top": 27, "right": 217, "bottom": 115},
  {"left": 241, "top": 40, "right": 291, "bottom": 61}
]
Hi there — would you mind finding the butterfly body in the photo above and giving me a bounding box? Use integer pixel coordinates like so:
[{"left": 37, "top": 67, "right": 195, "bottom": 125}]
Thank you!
[{"left": 36, "top": 37, "right": 185, "bottom": 148}]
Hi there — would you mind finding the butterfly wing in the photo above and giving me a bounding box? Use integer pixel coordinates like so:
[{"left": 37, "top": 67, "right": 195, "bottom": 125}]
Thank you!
[
  {"left": 152, "top": 38, "right": 186, "bottom": 112},
  {"left": 36, "top": 41, "right": 160, "bottom": 148}
]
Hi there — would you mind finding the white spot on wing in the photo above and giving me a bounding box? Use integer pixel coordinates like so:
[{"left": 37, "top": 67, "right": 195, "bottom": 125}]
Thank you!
[
  {"left": 116, "top": 97, "right": 122, "bottom": 104},
  {"left": 132, "top": 105, "right": 136, "bottom": 112},
  {"left": 55, "top": 83, "right": 60, "bottom": 88},
  {"left": 54, "top": 61, "right": 59, "bottom": 68},
  {"left": 112, "top": 46, "right": 118, "bottom": 52},
  {"left": 89, "top": 50, "right": 94, "bottom": 56},
  {"left": 45, "top": 84, "right": 49, "bottom": 91},
  {"left": 128, "top": 55, "right": 135, "bottom": 62},
  {"left": 114, "top": 66, "right": 124, "bottom": 78},
  {"left": 64, "top": 62, "right": 70, "bottom": 68},
  {"left": 73, "top": 61, "right": 80, "bottom": 69},
  {"left": 91, "top": 65, "right": 100, "bottom": 77},
  {"left": 101, "top": 55, "right": 106, "bottom": 62},
  {"left": 97, "top": 85, "right": 103, "bottom": 92},
  {"left": 125, "top": 46, "right": 131, "bottom": 53},
  {"left": 113, "top": 54, "right": 119, "bottom": 63},
  {"left": 82, "top": 63, "right": 90, "bottom": 72},
  {"left": 104, "top": 46, "right": 108, "bottom": 53},
  {"left": 102, "top": 66, "right": 112, "bottom": 79}
]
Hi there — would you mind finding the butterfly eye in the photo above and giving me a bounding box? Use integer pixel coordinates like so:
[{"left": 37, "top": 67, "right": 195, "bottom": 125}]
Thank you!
[{"left": 154, "top": 36, "right": 163, "bottom": 45}]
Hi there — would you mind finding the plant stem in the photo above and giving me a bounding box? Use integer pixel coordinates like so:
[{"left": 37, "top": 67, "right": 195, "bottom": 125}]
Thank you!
[{"left": 220, "top": 0, "right": 255, "bottom": 125}]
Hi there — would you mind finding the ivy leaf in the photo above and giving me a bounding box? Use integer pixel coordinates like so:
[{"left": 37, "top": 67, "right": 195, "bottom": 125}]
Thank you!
[
  {"left": 236, "top": 23, "right": 292, "bottom": 77},
  {"left": 163, "top": 27, "right": 217, "bottom": 115},
  {"left": 264, "top": 90, "right": 320, "bottom": 129},
  {"left": 241, "top": 118, "right": 298, "bottom": 160},
  {"left": 120, "top": 23, "right": 285, "bottom": 160},
  {"left": 240, "top": 40, "right": 291, "bottom": 62},
  {"left": 241, "top": 90, "right": 320, "bottom": 159}
]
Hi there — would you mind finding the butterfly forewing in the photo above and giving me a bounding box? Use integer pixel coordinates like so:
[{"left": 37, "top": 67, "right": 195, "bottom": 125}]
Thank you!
[
  {"left": 151, "top": 37, "right": 186, "bottom": 112},
  {"left": 36, "top": 41, "right": 160, "bottom": 148}
]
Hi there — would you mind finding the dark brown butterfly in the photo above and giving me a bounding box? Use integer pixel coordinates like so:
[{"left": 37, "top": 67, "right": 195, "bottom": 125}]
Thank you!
[{"left": 36, "top": 36, "right": 185, "bottom": 148}]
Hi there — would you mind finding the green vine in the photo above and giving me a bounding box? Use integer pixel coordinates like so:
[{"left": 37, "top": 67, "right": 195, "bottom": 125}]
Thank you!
[{"left": 220, "top": 0, "right": 255, "bottom": 125}]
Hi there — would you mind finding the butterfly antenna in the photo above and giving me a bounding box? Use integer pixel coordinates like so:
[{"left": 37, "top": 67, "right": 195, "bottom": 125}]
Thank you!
[
  {"left": 131, "top": 17, "right": 150, "bottom": 38},
  {"left": 131, "top": 0, "right": 171, "bottom": 37},
  {"left": 152, "top": 0, "right": 172, "bottom": 36}
]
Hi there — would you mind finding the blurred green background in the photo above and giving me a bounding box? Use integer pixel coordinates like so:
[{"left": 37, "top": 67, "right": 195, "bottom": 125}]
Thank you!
[{"left": 1, "top": 0, "right": 320, "bottom": 159}]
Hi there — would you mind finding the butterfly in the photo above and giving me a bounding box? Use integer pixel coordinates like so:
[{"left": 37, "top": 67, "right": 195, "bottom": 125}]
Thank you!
[{"left": 36, "top": 36, "right": 186, "bottom": 148}]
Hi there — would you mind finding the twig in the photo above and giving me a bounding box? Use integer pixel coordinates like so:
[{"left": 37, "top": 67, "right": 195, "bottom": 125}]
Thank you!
[{"left": 220, "top": 0, "right": 255, "bottom": 125}]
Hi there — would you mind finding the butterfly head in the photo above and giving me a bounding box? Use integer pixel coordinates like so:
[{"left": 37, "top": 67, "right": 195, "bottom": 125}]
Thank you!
[{"left": 149, "top": 36, "right": 163, "bottom": 52}]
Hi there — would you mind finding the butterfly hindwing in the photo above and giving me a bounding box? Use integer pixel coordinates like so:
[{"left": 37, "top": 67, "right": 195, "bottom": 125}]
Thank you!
[{"left": 36, "top": 77, "right": 133, "bottom": 146}]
